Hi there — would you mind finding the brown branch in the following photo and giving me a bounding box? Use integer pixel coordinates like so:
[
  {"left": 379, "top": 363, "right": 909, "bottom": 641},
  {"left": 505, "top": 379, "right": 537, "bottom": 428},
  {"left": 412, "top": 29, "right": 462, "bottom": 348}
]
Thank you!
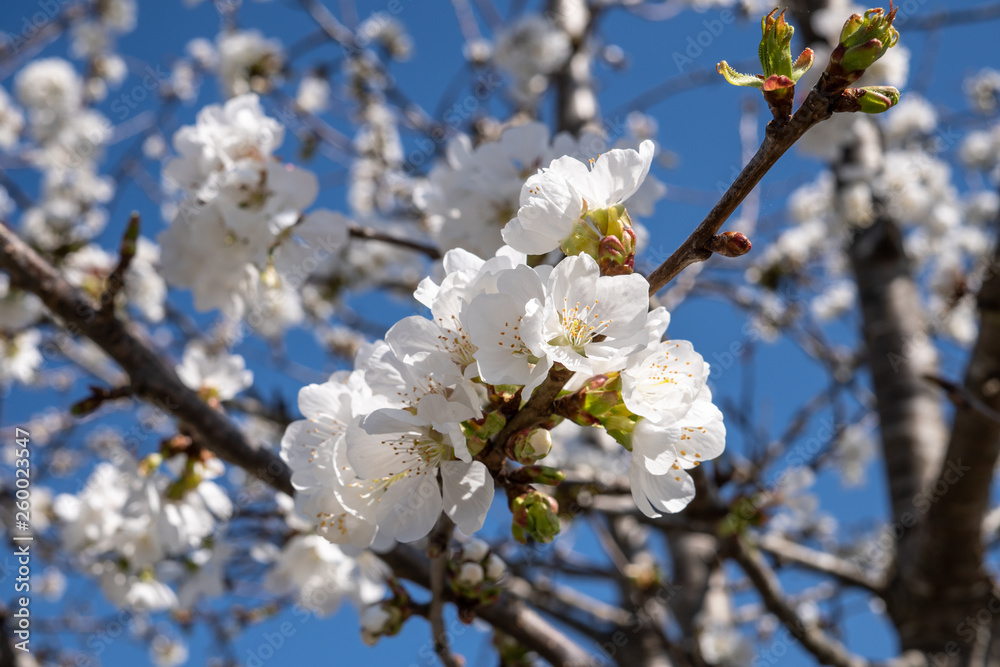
[
  {"left": 755, "top": 532, "right": 884, "bottom": 594},
  {"left": 645, "top": 83, "right": 843, "bottom": 296},
  {"left": 348, "top": 224, "right": 441, "bottom": 259},
  {"left": 0, "top": 219, "right": 294, "bottom": 495},
  {"left": 478, "top": 365, "right": 575, "bottom": 476},
  {"left": 728, "top": 536, "right": 871, "bottom": 667}
]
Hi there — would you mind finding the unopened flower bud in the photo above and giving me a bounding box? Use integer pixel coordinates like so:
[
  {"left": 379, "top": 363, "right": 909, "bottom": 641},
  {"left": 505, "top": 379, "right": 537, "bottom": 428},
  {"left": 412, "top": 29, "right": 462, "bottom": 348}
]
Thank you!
[
  {"left": 461, "top": 538, "right": 490, "bottom": 563},
  {"left": 857, "top": 85, "right": 900, "bottom": 113},
  {"left": 832, "top": 86, "right": 901, "bottom": 114},
  {"left": 457, "top": 562, "right": 485, "bottom": 586},
  {"left": 708, "top": 231, "right": 752, "bottom": 258},
  {"left": 512, "top": 491, "right": 561, "bottom": 544},
  {"left": 825, "top": 6, "right": 899, "bottom": 93},
  {"left": 717, "top": 9, "right": 812, "bottom": 121},
  {"left": 485, "top": 553, "right": 507, "bottom": 581},
  {"left": 508, "top": 428, "right": 553, "bottom": 464},
  {"left": 359, "top": 604, "right": 396, "bottom": 646}
]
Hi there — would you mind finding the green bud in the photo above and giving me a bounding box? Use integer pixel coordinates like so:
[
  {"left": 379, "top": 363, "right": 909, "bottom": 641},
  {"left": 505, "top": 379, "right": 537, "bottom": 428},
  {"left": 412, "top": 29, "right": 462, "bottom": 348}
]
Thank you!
[
  {"left": 718, "top": 8, "right": 812, "bottom": 121},
  {"left": 559, "top": 216, "right": 602, "bottom": 259},
  {"left": 831, "top": 86, "right": 901, "bottom": 114},
  {"left": 840, "top": 38, "right": 887, "bottom": 73},
  {"left": 857, "top": 85, "right": 900, "bottom": 113},
  {"left": 822, "top": 6, "right": 900, "bottom": 95},
  {"left": 511, "top": 491, "right": 561, "bottom": 544},
  {"left": 759, "top": 8, "right": 795, "bottom": 80},
  {"left": 839, "top": 7, "right": 899, "bottom": 57}
]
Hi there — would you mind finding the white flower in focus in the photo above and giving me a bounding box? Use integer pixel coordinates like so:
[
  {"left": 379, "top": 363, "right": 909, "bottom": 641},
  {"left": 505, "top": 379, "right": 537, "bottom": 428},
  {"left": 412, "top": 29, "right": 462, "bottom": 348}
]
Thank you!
[
  {"left": 176, "top": 344, "right": 253, "bottom": 400},
  {"left": 621, "top": 339, "right": 710, "bottom": 423},
  {"left": 503, "top": 141, "right": 655, "bottom": 255},
  {"left": 466, "top": 264, "right": 550, "bottom": 392},
  {"left": 345, "top": 408, "right": 495, "bottom": 542},
  {"left": 628, "top": 393, "right": 725, "bottom": 517},
  {"left": 529, "top": 253, "right": 650, "bottom": 376}
]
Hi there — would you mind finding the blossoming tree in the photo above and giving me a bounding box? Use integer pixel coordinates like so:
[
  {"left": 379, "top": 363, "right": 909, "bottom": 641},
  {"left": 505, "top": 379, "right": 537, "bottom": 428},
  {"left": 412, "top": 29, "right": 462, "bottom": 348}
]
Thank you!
[{"left": 1, "top": 0, "right": 1000, "bottom": 665}]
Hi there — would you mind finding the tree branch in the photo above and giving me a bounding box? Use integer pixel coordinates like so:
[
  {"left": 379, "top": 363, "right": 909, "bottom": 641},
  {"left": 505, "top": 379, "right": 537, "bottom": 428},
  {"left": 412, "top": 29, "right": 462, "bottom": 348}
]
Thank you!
[
  {"left": 0, "top": 219, "right": 295, "bottom": 495},
  {"left": 729, "top": 536, "right": 871, "bottom": 667},
  {"left": 755, "top": 532, "right": 884, "bottom": 594},
  {"left": 645, "top": 83, "right": 844, "bottom": 296},
  {"left": 890, "top": 209, "right": 1000, "bottom": 657}
]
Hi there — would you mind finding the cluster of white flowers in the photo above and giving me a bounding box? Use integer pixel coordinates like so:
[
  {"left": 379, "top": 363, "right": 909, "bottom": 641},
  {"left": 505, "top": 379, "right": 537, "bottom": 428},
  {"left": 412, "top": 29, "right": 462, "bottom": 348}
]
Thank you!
[
  {"left": 53, "top": 456, "right": 233, "bottom": 611},
  {"left": 158, "top": 94, "right": 348, "bottom": 328},
  {"left": 264, "top": 534, "right": 386, "bottom": 615},
  {"left": 414, "top": 120, "right": 666, "bottom": 257},
  {"left": 282, "top": 141, "right": 725, "bottom": 550},
  {"left": 1, "top": 58, "right": 147, "bottom": 386}
]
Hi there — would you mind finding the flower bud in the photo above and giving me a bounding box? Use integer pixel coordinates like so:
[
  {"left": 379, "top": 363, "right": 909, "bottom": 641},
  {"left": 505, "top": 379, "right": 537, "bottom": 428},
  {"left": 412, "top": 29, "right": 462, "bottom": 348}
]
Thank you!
[
  {"left": 511, "top": 490, "right": 561, "bottom": 544},
  {"left": 838, "top": 7, "right": 899, "bottom": 64},
  {"left": 461, "top": 538, "right": 490, "bottom": 563},
  {"left": 485, "top": 553, "right": 507, "bottom": 581},
  {"left": 508, "top": 428, "right": 553, "bottom": 464},
  {"left": 857, "top": 85, "right": 900, "bottom": 113},
  {"left": 457, "top": 562, "right": 485, "bottom": 587},
  {"left": 824, "top": 6, "right": 899, "bottom": 93},
  {"left": 717, "top": 9, "right": 812, "bottom": 121},
  {"left": 360, "top": 603, "right": 400, "bottom": 646},
  {"left": 831, "top": 86, "right": 901, "bottom": 114},
  {"left": 708, "top": 231, "right": 752, "bottom": 258}
]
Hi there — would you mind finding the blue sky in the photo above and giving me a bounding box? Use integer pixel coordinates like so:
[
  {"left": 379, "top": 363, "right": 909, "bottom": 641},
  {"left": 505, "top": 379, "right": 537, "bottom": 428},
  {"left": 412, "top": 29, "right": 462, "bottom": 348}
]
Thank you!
[{"left": 2, "top": 0, "right": 998, "bottom": 664}]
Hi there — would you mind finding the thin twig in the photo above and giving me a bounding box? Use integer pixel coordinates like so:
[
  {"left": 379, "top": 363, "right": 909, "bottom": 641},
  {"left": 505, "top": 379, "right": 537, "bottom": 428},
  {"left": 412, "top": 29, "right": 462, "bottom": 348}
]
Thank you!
[
  {"left": 348, "top": 225, "right": 441, "bottom": 259},
  {"left": 428, "top": 518, "right": 461, "bottom": 667},
  {"left": 100, "top": 212, "right": 140, "bottom": 316},
  {"left": 645, "top": 82, "right": 848, "bottom": 295}
]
